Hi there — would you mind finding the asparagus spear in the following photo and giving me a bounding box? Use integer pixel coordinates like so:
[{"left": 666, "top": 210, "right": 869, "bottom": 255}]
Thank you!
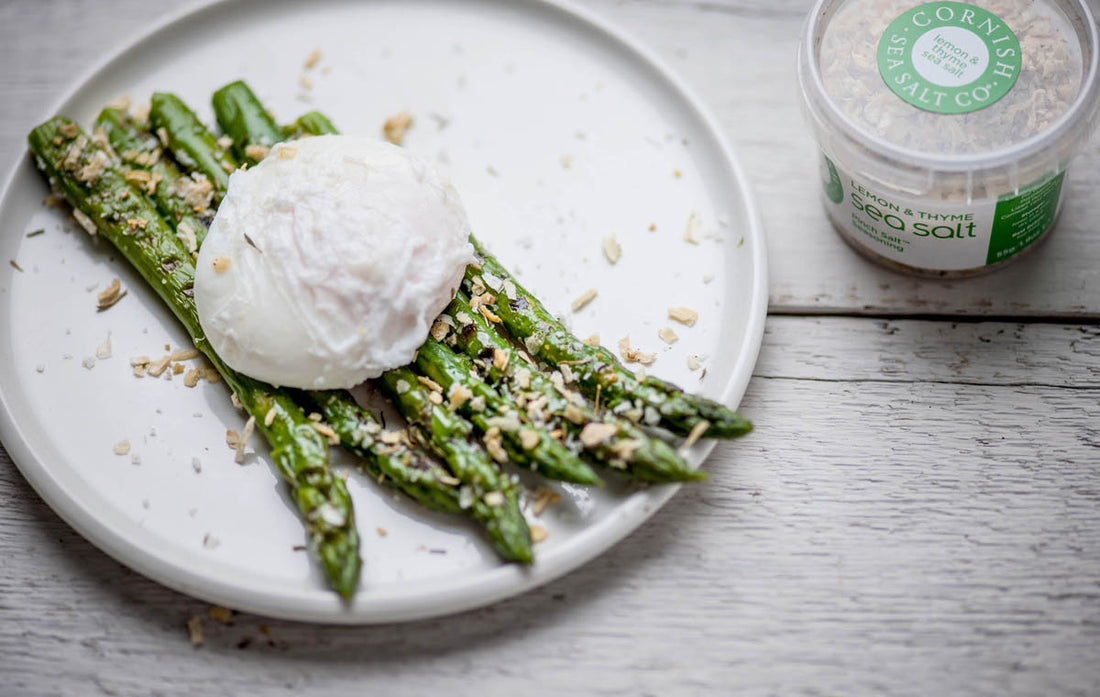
[
  {"left": 210, "top": 83, "right": 599, "bottom": 486},
  {"left": 211, "top": 81, "right": 284, "bottom": 164},
  {"left": 148, "top": 92, "right": 238, "bottom": 198},
  {"left": 283, "top": 111, "right": 339, "bottom": 139},
  {"left": 28, "top": 117, "right": 361, "bottom": 598},
  {"left": 414, "top": 340, "right": 601, "bottom": 485},
  {"left": 94, "top": 107, "right": 210, "bottom": 253},
  {"left": 300, "top": 390, "right": 467, "bottom": 515},
  {"left": 444, "top": 292, "right": 704, "bottom": 482},
  {"left": 377, "top": 369, "right": 532, "bottom": 563},
  {"left": 466, "top": 242, "right": 753, "bottom": 439}
]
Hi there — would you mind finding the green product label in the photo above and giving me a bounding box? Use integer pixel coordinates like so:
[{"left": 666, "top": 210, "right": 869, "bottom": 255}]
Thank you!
[
  {"left": 821, "top": 155, "right": 843, "bottom": 204},
  {"left": 987, "top": 172, "right": 1065, "bottom": 264},
  {"left": 825, "top": 151, "right": 1067, "bottom": 271},
  {"left": 877, "top": 2, "right": 1021, "bottom": 115}
]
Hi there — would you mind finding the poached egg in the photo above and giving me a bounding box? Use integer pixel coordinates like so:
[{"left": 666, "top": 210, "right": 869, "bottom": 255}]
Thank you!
[{"left": 194, "top": 135, "right": 474, "bottom": 389}]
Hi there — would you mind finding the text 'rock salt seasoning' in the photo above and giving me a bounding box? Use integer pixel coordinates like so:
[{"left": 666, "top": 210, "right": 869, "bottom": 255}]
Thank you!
[{"left": 798, "top": 0, "right": 1100, "bottom": 276}]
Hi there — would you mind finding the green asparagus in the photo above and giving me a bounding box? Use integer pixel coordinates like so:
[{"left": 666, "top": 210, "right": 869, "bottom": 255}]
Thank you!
[
  {"left": 94, "top": 107, "right": 210, "bottom": 253},
  {"left": 466, "top": 242, "right": 753, "bottom": 439},
  {"left": 377, "top": 368, "right": 533, "bottom": 563},
  {"left": 444, "top": 292, "right": 704, "bottom": 482},
  {"left": 414, "top": 340, "right": 601, "bottom": 485},
  {"left": 284, "top": 111, "right": 339, "bottom": 139},
  {"left": 28, "top": 117, "right": 361, "bottom": 598},
  {"left": 211, "top": 80, "right": 284, "bottom": 164},
  {"left": 148, "top": 92, "right": 238, "bottom": 198}
]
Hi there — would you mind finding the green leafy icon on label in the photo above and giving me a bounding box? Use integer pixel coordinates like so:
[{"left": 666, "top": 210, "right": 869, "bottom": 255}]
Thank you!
[
  {"left": 821, "top": 154, "right": 843, "bottom": 204},
  {"left": 877, "top": 2, "right": 1021, "bottom": 115}
]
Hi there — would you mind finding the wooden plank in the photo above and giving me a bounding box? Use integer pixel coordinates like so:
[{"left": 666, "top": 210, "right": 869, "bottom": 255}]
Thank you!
[{"left": 2, "top": 315, "right": 1098, "bottom": 695}]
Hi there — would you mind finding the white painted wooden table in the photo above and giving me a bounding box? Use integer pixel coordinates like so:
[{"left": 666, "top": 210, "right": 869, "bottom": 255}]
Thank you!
[{"left": 3, "top": 1, "right": 1099, "bottom": 695}]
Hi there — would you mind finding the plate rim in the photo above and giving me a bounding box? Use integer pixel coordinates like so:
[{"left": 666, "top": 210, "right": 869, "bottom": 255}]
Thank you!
[{"left": 0, "top": 0, "right": 769, "bottom": 623}]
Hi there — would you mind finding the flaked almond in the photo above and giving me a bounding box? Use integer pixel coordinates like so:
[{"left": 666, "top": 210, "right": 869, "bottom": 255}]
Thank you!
[
  {"left": 244, "top": 144, "right": 270, "bottom": 161},
  {"left": 684, "top": 210, "right": 701, "bottom": 244},
  {"left": 183, "top": 368, "right": 201, "bottom": 388},
  {"left": 602, "top": 235, "right": 621, "bottom": 264},
  {"left": 479, "top": 305, "right": 502, "bottom": 324},
  {"left": 113, "top": 440, "right": 131, "bottom": 456},
  {"left": 530, "top": 525, "right": 548, "bottom": 543},
  {"left": 146, "top": 354, "right": 171, "bottom": 377},
  {"left": 304, "top": 48, "right": 322, "bottom": 69},
  {"left": 571, "top": 288, "right": 598, "bottom": 313},
  {"left": 310, "top": 420, "right": 339, "bottom": 445},
  {"left": 668, "top": 307, "right": 698, "bottom": 326},
  {"left": 430, "top": 319, "right": 450, "bottom": 341},
  {"left": 417, "top": 375, "right": 443, "bottom": 393},
  {"left": 519, "top": 428, "right": 540, "bottom": 451},
  {"left": 579, "top": 422, "right": 617, "bottom": 448},
  {"left": 514, "top": 367, "right": 531, "bottom": 390},
  {"left": 563, "top": 404, "right": 585, "bottom": 425},
  {"left": 583, "top": 333, "right": 600, "bottom": 347},
  {"left": 492, "top": 348, "right": 509, "bottom": 372},
  {"left": 682, "top": 419, "right": 710, "bottom": 450},
  {"left": 170, "top": 348, "right": 200, "bottom": 361},
  {"left": 448, "top": 383, "right": 472, "bottom": 411},
  {"left": 73, "top": 209, "right": 98, "bottom": 236},
  {"left": 658, "top": 327, "right": 679, "bottom": 344}
]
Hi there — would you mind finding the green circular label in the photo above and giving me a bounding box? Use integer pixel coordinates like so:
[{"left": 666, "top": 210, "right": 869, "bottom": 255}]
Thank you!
[{"left": 876, "top": 2, "right": 1021, "bottom": 115}]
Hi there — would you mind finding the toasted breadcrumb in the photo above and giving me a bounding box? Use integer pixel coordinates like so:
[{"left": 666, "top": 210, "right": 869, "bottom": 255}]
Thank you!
[
  {"left": 113, "top": 440, "right": 131, "bottom": 455},
  {"left": 209, "top": 606, "right": 234, "bottom": 625},
  {"left": 530, "top": 525, "right": 548, "bottom": 543},
  {"left": 532, "top": 487, "right": 561, "bottom": 516},
  {"left": 383, "top": 112, "right": 414, "bottom": 145},
  {"left": 303, "top": 48, "right": 322, "bottom": 69},
  {"left": 186, "top": 616, "right": 204, "bottom": 646}
]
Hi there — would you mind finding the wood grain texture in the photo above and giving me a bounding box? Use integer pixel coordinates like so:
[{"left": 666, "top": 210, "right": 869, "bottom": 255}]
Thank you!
[
  {"left": 4, "top": 316, "right": 1100, "bottom": 696},
  {"left": 3, "top": 1, "right": 1100, "bottom": 696}
]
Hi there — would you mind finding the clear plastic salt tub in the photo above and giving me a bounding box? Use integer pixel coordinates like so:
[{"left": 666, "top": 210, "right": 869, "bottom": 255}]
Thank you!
[{"left": 798, "top": 0, "right": 1100, "bottom": 277}]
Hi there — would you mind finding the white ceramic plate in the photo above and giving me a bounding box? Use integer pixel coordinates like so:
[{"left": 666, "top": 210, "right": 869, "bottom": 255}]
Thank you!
[{"left": 0, "top": 0, "right": 767, "bottom": 623}]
